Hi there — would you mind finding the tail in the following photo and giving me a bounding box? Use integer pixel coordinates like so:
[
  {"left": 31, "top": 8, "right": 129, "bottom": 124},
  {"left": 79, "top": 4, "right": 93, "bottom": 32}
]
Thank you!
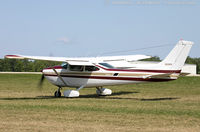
[{"left": 159, "top": 40, "right": 194, "bottom": 70}]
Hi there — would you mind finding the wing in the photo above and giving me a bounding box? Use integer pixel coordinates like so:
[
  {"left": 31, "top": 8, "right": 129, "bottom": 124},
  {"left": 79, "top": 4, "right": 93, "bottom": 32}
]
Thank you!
[
  {"left": 5, "top": 54, "right": 92, "bottom": 62},
  {"left": 96, "top": 55, "right": 151, "bottom": 62},
  {"left": 5, "top": 54, "right": 152, "bottom": 68},
  {"left": 5, "top": 55, "right": 94, "bottom": 66},
  {"left": 5, "top": 54, "right": 151, "bottom": 62}
]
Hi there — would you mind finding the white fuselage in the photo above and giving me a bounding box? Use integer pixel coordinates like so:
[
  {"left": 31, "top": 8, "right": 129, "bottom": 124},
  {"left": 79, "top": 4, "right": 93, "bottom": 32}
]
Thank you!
[{"left": 42, "top": 65, "right": 179, "bottom": 88}]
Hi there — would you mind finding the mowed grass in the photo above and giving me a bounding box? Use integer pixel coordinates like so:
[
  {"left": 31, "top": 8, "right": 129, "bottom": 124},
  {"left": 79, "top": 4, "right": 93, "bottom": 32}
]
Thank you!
[{"left": 0, "top": 74, "right": 200, "bottom": 132}]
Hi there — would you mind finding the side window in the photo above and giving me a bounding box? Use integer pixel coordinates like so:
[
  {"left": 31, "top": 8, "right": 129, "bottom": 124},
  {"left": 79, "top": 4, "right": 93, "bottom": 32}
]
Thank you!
[
  {"left": 69, "top": 65, "right": 84, "bottom": 71},
  {"left": 85, "top": 66, "right": 99, "bottom": 71}
]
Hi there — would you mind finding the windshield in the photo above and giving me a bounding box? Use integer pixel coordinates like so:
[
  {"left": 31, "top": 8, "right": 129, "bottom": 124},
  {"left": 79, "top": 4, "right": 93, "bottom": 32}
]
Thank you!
[
  {"left": 98, "top": 63, "right": 115, "bottom": 68},
  {"left": 61, "top": 62, "right": 68, "bottom": 69}
]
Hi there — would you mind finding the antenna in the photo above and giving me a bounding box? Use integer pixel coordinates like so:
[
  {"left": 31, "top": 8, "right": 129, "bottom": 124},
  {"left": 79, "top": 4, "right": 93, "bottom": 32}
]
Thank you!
[{"left": 100, "top": 43, "right": 174, "bottom": 56}]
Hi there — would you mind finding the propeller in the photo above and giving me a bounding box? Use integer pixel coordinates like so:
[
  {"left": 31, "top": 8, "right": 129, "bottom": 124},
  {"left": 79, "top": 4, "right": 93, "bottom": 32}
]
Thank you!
[{"left": 38, "top": 74, "right": 45, "bottom": 89}]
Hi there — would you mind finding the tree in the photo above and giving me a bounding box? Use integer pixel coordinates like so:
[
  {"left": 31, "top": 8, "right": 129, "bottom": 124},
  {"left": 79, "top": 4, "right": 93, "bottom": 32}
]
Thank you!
[{"left": 0, "top": 59, "right": 60, "bottom": 72}]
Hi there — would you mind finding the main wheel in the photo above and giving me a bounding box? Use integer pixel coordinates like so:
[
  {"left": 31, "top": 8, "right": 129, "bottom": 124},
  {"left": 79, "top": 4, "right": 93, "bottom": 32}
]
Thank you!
[
  {"left": 54, "top": 91, "right": 61, "bottom": 97},
  {"left": 96, "top": 88, "right": 112, "bottom": 96}
]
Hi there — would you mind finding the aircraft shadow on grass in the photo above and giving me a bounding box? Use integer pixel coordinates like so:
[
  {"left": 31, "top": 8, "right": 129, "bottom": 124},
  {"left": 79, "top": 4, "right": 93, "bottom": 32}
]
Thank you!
[{"left": 0, "top": 91, "right": 180, "bottom": 101}]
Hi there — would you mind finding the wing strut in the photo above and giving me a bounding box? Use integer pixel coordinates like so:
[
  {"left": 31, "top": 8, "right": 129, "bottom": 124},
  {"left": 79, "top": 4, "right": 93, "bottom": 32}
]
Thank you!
[{"left": 52, "top": 68, "right": 68, "bottom": 86}]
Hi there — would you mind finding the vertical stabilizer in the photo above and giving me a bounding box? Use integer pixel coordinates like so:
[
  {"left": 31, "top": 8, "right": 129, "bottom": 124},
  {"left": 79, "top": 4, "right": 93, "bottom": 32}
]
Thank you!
[{"left": 159, "top": 40, "right": 194, "bottom": 70}]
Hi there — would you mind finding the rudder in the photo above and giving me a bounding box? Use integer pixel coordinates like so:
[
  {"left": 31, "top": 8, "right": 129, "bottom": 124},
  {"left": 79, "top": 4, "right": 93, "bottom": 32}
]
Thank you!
[{"left": 159, "top": 40, "right": 194, "bottom": 70}]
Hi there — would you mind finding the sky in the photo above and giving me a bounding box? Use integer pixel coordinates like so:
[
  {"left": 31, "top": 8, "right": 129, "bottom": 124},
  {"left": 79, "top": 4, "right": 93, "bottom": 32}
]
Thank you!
[{"left": 0, "top": 0, "right": 199, "bottom": 59}]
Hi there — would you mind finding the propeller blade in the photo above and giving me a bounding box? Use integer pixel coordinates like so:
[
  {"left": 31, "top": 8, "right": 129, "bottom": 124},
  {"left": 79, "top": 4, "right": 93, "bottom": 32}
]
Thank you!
[{"left": 38, "top": 74, "right": 45, "bottom": 88}]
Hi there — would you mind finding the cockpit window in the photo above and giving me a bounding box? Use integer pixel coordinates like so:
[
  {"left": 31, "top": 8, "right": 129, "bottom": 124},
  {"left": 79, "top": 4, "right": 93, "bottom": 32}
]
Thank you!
[
  {"left": 69, "top": 65, "right": 84, "bottom": 71},
  {"left": 85, "top": 66, "right": 99, "bottom": 71},
  {"left": 99, "top": 63, "right": 115, "bottom": 68},
  {"left": 61, "top": 62, "right": 68, "bottom": 69}
]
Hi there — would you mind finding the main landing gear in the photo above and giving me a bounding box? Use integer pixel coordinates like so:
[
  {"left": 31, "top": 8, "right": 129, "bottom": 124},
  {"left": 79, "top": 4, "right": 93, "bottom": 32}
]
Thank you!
[
  {"left": 55, "top": 85, "right": 84, "bottom": 98},
  {"left": 54, "top": 86, "right": 112, "bottom": 98},
  {"left": 63, "top": 85, "right": 85, "bottom": 97},
  {"left": 96, "top": 87, "right": 112, "bottom": 96}
]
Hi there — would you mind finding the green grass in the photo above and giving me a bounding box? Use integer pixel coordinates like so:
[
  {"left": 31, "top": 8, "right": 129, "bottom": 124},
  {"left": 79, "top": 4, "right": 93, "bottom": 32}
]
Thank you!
[{"left": 0, "top": 74, "right": 200, "bottom": 132}]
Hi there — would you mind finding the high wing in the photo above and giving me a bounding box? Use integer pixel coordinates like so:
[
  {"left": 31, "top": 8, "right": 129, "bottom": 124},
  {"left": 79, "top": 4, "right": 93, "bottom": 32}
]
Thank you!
[
  {"left": 5, "top": 54, "right": 151, "bottom": 64},
  {"left": 94, "top": 55, "right": 151, "bottom": 62},
  {"left": 5, "top": 55, "right": 90, "bottom": 62},
  {"left": 4, "top": 55, "right": 94, "bottom": 66}
]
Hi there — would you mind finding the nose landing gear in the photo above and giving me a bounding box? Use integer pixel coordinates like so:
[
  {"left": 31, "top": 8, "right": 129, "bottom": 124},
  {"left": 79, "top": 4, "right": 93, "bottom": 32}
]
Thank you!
[{"left": 54, "top": 87, "right": 62, "bottom": 97}]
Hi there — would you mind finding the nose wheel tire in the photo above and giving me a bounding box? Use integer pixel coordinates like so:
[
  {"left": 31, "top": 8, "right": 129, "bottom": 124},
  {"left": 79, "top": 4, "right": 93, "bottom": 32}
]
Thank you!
[{"left": 54, "top": 91, "right": 61, "bottom": 97}]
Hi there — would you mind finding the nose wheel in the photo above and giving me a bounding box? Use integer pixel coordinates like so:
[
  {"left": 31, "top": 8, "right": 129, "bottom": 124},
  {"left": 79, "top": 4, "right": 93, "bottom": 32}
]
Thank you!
[{"left": 54, "top": 87, "right": 62, "bottom": 97}]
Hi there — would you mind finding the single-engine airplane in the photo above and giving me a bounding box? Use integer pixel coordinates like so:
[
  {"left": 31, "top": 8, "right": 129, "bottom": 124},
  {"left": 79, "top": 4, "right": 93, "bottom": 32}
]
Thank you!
[{"left": 5, "top": 40, "right": 194, "bottom": 97}]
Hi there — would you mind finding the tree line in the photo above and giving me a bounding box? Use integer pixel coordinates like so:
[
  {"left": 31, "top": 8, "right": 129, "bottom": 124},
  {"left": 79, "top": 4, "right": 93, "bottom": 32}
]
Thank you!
[
  {"left": 0, "top": 56, "right": 199, "bottom": 74},
  {"left": 0, "top": 59, "right": 61, "bottom": 72}
]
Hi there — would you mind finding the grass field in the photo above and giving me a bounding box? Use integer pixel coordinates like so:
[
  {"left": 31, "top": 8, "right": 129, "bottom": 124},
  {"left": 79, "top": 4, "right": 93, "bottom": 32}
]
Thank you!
[{"left": 0, "top": 74, "right": 200, "bottom": 132}]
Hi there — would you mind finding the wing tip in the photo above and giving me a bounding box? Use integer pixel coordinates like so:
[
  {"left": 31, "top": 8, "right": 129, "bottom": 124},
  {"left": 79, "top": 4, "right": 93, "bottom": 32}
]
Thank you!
[{"left": 4, "top": 55, "right": 24, "bottom": 59}]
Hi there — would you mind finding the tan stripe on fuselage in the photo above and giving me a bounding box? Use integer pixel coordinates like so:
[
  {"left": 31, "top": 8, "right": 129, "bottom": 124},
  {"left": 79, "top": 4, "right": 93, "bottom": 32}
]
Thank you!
[{"left": 118, "top": 73, "right": 148, "bottom": 77}]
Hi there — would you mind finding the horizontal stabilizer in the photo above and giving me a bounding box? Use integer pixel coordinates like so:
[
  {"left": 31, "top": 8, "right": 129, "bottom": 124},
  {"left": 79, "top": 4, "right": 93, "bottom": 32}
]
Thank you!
[
  {"left": 179, "top": 72, "right": 190, "bottom": 77},
  {"left": 143, "top": 73, "right": 176, "bottom": 79}
]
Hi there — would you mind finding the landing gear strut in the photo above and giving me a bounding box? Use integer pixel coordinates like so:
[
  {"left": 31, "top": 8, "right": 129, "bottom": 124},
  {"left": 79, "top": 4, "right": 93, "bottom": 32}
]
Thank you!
[{"left": 54, "top": 87, "right": 62, "bottom": 97}]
